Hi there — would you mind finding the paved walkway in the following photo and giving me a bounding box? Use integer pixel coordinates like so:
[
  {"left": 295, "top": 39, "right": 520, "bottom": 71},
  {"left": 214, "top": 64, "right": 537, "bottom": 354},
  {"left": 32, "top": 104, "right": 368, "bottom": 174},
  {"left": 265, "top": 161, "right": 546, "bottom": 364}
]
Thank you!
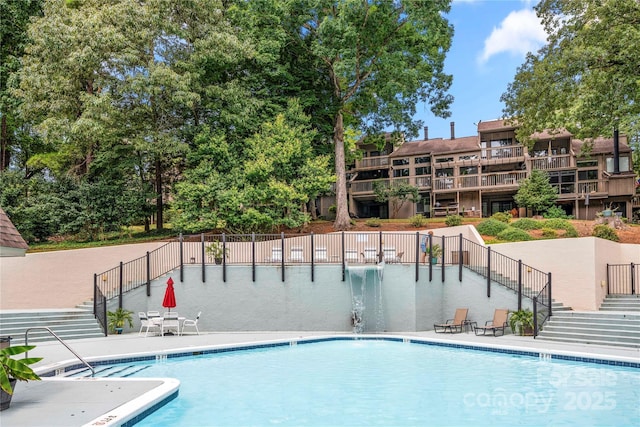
[{"left": 2, "top": 331, "right": 638, "bottom": 427}]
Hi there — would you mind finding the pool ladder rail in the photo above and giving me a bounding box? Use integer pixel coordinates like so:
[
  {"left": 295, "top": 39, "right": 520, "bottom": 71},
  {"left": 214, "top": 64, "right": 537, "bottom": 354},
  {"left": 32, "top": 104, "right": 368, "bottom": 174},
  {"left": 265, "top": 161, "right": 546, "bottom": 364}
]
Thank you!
[{"left": 25, "top": 326, "right": 95, "bottom": 377}]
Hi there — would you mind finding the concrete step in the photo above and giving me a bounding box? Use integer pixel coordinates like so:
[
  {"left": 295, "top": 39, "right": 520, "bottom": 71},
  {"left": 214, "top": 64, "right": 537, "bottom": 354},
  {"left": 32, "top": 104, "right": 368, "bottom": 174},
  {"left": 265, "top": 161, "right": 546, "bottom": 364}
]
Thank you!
[
  {"left": 535, "top": 335, "right": 640, "bottom": 348},
  {"left": 0, "top": 309, "right": 105, "bottom": 344},
  {"left": 66, "top": 364, "right": 151, "bottom": 378},
  {"left": 542, "top": 324, "right": 640, "bottom": 337}
]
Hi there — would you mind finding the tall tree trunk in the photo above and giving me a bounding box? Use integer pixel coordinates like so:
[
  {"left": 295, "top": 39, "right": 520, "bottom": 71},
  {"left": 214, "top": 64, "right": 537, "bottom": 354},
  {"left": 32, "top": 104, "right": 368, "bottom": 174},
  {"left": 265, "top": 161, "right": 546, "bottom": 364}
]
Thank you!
[
  {"left": 333, "top": 111, "right": 351, "bottom": 230},
  {"left": 0, "top": 115, "right": 8, "bottom": 170},
  {"left": 155, "top": 158, "right": 164, "bottom": 230}
]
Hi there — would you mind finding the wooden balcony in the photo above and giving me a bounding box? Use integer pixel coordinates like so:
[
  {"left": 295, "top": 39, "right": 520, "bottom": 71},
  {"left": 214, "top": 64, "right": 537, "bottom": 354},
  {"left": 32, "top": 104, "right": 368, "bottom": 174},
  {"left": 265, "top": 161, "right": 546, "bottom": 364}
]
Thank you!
[
  {"left": 556, "top": 180, "right": 609, "bottom": 200},
  {"left": 529, "top": 154, "right": 573, "bottom": 170},
  {"left": 354, "top": 156, "right": 390, "bottom": 169},
  {"left": 432, "top": 171, "right": 526, "bottom": 193},
  {"left": 350, "top": 177, "right": 410, "bottom": 195},
  {"left": 481, "top": 146, "right": 524, "bottom": 164}
]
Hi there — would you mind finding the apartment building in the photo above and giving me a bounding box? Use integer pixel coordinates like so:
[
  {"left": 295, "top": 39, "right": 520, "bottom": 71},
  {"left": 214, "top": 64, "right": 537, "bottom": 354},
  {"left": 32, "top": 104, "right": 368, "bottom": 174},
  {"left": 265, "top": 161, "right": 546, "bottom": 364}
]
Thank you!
[{"left": 342, "top": 119, "right": 635, "bottom": 221}]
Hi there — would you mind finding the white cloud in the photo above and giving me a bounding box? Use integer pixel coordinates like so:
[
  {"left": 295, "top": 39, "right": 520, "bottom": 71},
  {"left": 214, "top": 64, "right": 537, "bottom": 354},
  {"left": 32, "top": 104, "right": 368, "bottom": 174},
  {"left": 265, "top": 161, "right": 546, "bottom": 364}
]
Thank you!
[{"left": 478, "top": 8, "right": 547, "bottom": 64}]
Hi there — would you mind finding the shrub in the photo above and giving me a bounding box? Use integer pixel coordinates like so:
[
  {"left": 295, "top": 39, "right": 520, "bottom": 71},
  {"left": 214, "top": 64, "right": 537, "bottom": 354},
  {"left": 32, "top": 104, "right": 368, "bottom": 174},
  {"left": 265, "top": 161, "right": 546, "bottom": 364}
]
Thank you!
[
  {"left": 491, "top": 211, "right": 512, "bottom": 223},
  {"left": 541, "top": 228, "right": 557, "bottom": 238},
  {"left": 592, "top": 225, "right": 619, "bottom": 242},
  {"left": 328, "top": 205, "right": 337, "bottom": 214},
  {"left": 542, "top": 218, "right": 578, "bottom": 237},
  {"left": 476, "top": 219, "right": 509, "bottom": 236},
  {"left": 409, "top": 214, "right": 427, "bottom": 227},
  {"left": 497, "top": 227, "right": 533, "bottom": 242},
  {"left": 445, "top": 214, "right": 462, "bottom": 227},
  {"left": 365, "top": 217, "right": 381, "bottom": 227},
  {"left": 511, "top": 218, "right": 541, "bottom": 230},
  {"left": 543, "top": 205, "right": 572, "bottom": 219}
]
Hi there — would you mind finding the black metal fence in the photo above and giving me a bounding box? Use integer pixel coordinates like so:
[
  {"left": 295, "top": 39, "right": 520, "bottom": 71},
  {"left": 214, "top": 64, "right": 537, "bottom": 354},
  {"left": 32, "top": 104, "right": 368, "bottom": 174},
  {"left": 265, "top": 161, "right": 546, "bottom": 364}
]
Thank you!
[
  {"left": 95, "top": 232, "right": 552, "bottom": 334},
  {"left": 607, "top": 263, "right": 638, "bottom": 295},
  {"left": 533, "top": 277, "right": 552, "bottom": 338}
]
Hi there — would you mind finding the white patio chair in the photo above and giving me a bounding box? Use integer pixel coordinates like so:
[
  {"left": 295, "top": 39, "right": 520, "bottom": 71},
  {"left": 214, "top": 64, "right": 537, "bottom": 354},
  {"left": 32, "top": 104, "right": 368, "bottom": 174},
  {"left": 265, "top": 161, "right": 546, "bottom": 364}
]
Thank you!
[
  {"left": 147, "top": 310, "right": 160, "bottom": 319},
  {"left": 363, "top": 247, "right": 379, "bottom": 263},
  {"left": 182, "top": 311, "right": 201, "bottom": 335},
  {"left": 289, "top": 247, "right": 304, "bottom": 262},
  {"left": 138, "top": 312, "right": 160, "bottom": 337},
  {"left": 315, "top": 247, "right": 328, "bottom": 262},
  {"left": 383, "top": 247, "right": 397, "bottom": 263},
  {"left": 345, "top": 249, "right": 359, "bottom": 263},
  {"left": 270, "top": 247, "right": 283, "bottom": 263},
  {"left": 162, "top": 312, "right": 181, "bottom": 336}
]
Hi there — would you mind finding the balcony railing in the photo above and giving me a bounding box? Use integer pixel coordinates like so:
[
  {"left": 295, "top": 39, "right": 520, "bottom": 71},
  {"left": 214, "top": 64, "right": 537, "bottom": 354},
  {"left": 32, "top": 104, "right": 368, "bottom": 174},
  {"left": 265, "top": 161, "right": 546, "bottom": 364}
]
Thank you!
[
  {"left": 355, "top": 156, "right": 390, "bottom": 169},
  {"left": 481, "top": 146, "right": 524, "bottom": 162},
  {"left": 576, "top": 180, "right": 608, "bottom": 194},
  {"left": 530, "top": 154, "right": 572, "bottom": 170},
  {"left": 349, "top": 177, "right": 412, "bottom": 194}
]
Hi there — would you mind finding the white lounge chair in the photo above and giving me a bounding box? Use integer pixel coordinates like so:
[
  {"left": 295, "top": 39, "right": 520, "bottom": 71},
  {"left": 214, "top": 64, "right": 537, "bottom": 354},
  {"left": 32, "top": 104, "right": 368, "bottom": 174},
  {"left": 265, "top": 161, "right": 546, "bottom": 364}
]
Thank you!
[
  {"left": 345, "top": 249, "right": 359, "bottom": 263},
  {"left": 270, "top": 247, "right": 283, "bottom": 263},
  {"left": 363, "top": 247, "right": 379, "bottom": 263},
  {"left": 315, "top": 247, "right": 328, "bottom": 262},
  {"left": 182, "top": 311, "right": 201, "bottom": 335}
]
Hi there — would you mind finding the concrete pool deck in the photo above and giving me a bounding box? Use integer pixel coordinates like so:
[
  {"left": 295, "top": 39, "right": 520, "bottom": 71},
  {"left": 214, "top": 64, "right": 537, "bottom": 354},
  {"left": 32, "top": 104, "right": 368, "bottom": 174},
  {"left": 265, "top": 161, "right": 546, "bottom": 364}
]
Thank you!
[{"left": 1, "top": 331, "right": 639, "bottom": 427}]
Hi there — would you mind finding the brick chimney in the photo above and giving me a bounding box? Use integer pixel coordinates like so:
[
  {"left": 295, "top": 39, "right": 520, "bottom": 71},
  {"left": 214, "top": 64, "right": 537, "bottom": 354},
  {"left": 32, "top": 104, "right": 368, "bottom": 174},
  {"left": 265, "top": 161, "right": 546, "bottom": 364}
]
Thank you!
[
  {"left": 450, "top": 121, "right": 455, "bottom": 140},
  {"left": 424, "top": 126, "right": 428, "bottom": 140}
]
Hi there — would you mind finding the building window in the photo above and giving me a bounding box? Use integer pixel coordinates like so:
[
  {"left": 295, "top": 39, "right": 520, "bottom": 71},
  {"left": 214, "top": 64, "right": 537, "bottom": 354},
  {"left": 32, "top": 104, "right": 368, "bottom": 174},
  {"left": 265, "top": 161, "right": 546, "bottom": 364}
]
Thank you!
[
  {"left": 415, "top": 166, "right": 431, "bottom": 176},
  {"left": 458, "top": 154, "right": 479, "bottom": 161},
  {"left": 393, "top": 168, "right": 409, "bottom": 177},
  {"left": 578, "top": 170, "right": 598, "bottom": 181},
  {"left": 460, "top": 166, "right": 478, "bottom": 175},
  {"left": 605, "top": 156, "right": 630, "bottom": 173},
  {"left": 415, "top": 156, "right": 430, "bottom": 164},
  {"left": 393, "top": 158, "right": 409, "bottom": 166},
  {"left": 436, "top": 168, "right": 454, "bottom": 177},
  {"left": 577, "top": 159, "right": 598, "bottom": 168},
  {"left": 549, "top": 171, "right": 575, "bottom": 194},
  {"left": 435, "top": 157, "right": 454, "bottom": 163},
  {"left": 416, "top": 192, "right": 430, "bottom": 214}
]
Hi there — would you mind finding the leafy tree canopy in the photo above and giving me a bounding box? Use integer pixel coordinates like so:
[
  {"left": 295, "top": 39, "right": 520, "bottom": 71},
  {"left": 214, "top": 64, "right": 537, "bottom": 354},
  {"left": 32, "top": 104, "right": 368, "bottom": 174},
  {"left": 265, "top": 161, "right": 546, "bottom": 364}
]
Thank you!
[{"left": 501, "top": 0, "right": 640, "bottom": 148}]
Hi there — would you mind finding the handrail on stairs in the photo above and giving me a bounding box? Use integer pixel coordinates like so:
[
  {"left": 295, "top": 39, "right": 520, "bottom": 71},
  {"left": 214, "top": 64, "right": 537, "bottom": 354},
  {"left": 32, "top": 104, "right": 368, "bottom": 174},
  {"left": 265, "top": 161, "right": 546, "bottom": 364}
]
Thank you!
[{"left": 24, "top": 327, "right": 95, "bottom": 377}]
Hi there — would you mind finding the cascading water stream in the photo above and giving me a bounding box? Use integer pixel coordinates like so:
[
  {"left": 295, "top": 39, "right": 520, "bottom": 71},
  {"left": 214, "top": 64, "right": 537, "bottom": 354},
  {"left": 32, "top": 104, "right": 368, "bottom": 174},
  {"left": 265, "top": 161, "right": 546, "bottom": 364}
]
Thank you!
[{"left": 346, "top": 261, "right": 385, "bottom": 333}]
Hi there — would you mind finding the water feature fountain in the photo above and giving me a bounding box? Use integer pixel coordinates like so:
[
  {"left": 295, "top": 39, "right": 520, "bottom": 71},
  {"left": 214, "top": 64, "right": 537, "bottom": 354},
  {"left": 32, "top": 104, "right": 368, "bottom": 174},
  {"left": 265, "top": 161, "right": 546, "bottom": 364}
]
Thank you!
[{"left": 346, "top": 261, "right": 385, "bottom": 333}]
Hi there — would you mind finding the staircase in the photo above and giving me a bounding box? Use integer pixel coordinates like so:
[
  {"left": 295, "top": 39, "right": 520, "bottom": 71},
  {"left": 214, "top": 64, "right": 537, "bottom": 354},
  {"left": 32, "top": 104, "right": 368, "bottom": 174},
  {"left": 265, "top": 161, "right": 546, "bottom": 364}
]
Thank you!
[
  {"left": 599, "top": 295, "right": 640, "bottom": 312},
  {"left": 536, "top": 295, "right": 640, "bottom": 348},
  {"left": 0, "top": 308, "right": 105, "bottom": 345}
]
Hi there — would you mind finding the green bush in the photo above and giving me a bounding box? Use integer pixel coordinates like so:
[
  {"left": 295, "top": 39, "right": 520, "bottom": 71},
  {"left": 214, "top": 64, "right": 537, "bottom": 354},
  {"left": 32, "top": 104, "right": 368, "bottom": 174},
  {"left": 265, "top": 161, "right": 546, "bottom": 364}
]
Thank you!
[
  {"left": 409, "top": 214, "right": 427, "bottom": 227},
  {"left": 511, "top": 218, "right": 541, "bottom": 230},
  {"left": 592, "top": 225, "right": 619, "bottom": 242},
  {"left": 476, "top": 219, "right": 509, "bottom": 236},
  {"left": 497, "top": 227, "right": 533, "bottom": 242},
  {"left": 543, "top": 205, "right": 572, "bottom": 219},
  {"left": 365, "top": 217, "right": 381, "bottom": 227},
  {"left": 542, "top": 218, "right": 578, "bottom": 237},
  {"left": 445, "top": 214, "right": 462, "bottom": 227},
  {"left": 491, "top": 211, "right": 512, "bottom": 223},
  {"left": 541, "top": 228, "right": 557, "bottom": 238}
]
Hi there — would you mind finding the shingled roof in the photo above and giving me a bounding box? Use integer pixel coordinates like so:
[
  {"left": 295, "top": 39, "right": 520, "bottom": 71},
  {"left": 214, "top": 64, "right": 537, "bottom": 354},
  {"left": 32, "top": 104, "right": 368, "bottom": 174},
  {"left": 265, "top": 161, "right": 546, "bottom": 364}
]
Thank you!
[{"left": 0, "top": 207, "right": 29, "bottom": 256}]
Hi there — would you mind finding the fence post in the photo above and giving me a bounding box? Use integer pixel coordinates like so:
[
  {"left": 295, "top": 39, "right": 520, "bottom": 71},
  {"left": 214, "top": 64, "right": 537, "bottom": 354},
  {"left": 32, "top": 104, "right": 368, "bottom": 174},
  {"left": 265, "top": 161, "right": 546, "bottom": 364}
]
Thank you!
[
  {"left": 517, "top": 260, "right": 522, "bottom": 311},
  {"left": 119, "top": 261, "right": 123, "bottom": 309},
  {"left": 606, "top": 263, "right": 610, "bottom": 294},
  {"left": 415, "top": 232, "right": 420, "bottom": 283},
  {"left": 93, "top": 274, "right": 97, "bottom": 317},
  {"left": 311, "top": 233, "right": 315, "bottom": 282},
  {"left": 631, "top": 263, "right": 636, "bottom": 295},
  {"left": 222, "top": 233, "right": 227, "bottom": 283},
  {"left": 487, "top": 247, "right": 491, "bottom": 298},
  {"left": 458, "top": 233, "right": 463, "bottom": 282},
  {"left": 201, "top": 233, "right": 206, "bottom": 283},
  {"left": 146, "top": 251, "right": 151, "bottom": 296},
  {"left": 179, "top": 233, "right": 184, "bottom": 283},
  {"left": 102, "top": 296, "right": 108, "bottom": 337},
  {"left": 428, "top": 233, "right": 433, "bottom": 282},
  {"left": 280, "top": 232, "right": 285, "bottom": 282},
  {"left": 251, "top": 233, "right": 256, "bottom": 282},
  {"left": 533, "top": 296, "right": 538, "bottom": 338},
  {"left": 548, "top": 272, "right": 552, "bottom": 317},
  {"left": 379, "top": 231, "right": 383, "bottom": 263},
  {"left": 341, "top": 231, "right": 345, "bottom": 282},
  {"left": 441, "top": 235, "right": 445, "bottom": 283}
]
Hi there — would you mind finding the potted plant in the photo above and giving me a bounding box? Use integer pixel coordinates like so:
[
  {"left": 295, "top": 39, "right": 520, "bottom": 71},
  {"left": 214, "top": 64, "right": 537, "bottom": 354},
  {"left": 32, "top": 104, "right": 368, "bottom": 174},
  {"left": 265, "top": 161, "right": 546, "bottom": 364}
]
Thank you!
[
  {"left": 427, "top": 244, "right": 442, "bottom": 264},
  {"left": 206, "top": 241, "right": 228, "bottom": 265},
  {"left": 508, "top": 309, "right": 534, "bottom": 336},
  {"left": 107, "top": 307, "right": 134, "bottom": 334},
  {"left": 0, "top": 345, "right": 41, "bottom": 411}
]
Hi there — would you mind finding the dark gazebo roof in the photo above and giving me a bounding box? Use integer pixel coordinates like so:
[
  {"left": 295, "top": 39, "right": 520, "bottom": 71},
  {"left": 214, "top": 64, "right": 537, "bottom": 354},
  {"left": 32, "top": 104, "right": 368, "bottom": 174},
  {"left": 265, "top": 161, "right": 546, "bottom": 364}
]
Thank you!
[{"left": 0, "top": 207, "right": 29, "bottom": 256}]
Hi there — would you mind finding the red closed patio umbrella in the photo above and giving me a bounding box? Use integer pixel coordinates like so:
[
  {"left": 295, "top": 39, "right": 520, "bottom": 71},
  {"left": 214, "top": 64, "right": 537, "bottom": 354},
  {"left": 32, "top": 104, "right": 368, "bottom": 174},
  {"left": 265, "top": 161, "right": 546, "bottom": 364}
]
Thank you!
[{"left": 162, "top": 277, "right": 177, "bottom": 312}]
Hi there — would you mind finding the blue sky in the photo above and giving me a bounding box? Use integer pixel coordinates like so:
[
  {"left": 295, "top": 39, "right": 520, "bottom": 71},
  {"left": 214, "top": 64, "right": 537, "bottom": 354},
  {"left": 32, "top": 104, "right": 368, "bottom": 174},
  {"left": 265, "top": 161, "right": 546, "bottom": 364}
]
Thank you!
[{"left": 415, "top": 0, "right": 547, "bottom": 140}]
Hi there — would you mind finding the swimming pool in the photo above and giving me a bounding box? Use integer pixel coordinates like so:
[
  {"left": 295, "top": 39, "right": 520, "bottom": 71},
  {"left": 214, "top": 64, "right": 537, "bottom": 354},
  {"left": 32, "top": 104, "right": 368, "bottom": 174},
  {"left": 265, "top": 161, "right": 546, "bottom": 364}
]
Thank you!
[{"left": 96, "top": 339, "right": 640, "bottom": 426}]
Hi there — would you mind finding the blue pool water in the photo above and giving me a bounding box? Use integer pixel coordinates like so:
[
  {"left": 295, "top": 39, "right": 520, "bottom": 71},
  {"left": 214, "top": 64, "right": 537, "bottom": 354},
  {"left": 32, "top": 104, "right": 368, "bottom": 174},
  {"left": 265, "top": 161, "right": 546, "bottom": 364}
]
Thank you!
[{"left": 119, "top": 340, "right": 639, "bottom": 426}]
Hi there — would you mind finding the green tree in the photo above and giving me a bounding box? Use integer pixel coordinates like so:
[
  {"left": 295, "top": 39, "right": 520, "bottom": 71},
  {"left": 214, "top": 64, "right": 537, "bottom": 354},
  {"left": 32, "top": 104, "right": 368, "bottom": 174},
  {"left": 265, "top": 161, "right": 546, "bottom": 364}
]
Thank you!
[
  {"left": 285, "top": 0, "right": 453, "bottom": 230},
  {"left": 373, "top": 181, "right": 420, "bottom": 219},
  {"left": 502, "top": 0, "right": 640, "bottom": 148},
  {"left": 514, "top": 170, "right": 558, "bottom": 216}
]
